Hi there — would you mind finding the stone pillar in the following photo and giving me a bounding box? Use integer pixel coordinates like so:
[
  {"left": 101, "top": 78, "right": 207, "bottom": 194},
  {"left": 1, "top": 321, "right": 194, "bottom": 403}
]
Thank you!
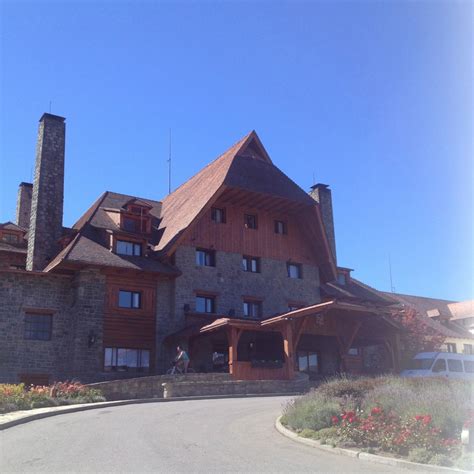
[
  {"left": 27, "top": 113, "right": 66, "bottom": 271},
  {"left": 310, "top": 183, "right": 337, "bottom": 264},
  {"left": 16, "top": 182, "right": 33, "bottom": 230}
]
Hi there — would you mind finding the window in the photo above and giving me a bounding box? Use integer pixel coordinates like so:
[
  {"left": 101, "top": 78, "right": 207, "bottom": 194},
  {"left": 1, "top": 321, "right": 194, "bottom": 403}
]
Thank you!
[
  {"left": 243, "top": 300, "right": 262, "bottom": 318},
  {"left": 432, "top": 359, "right": 446, "bottom": 373},
  {"left": 464, "top": 360, "right": 474, "bottom": 373},
  {"left": 123, "top": 216, "right": 148, "bottom": 233},
  {"left": 242, "top": 256, "right": 260, "bottom": 273},
  {"left": 196, "top": 295, "right": 215, "bottom": 313},
  {"left": 24, "top": 313, "right": 52, "bottom": 341},
  {"left": 274, "top": 220, "right": 287, "bottom": 235},
  {"left": 2, "top": 233, "right": 19, "bottom": 243},
  {"left": 244, "top": 214, "right": 258, "bottom": 229},
  {"left": 287, "top": 263, "right": 302, "bottom": 279},
  {"left": 446, "top": 343, "right": 457, "bottom": 353},
  {"left": 118, "top": 290, "right": 141, "bottom": 309},
  {"left": 211, "top": 207, "right": 226, "bottom": 223},
  {"left": 347, "top": 347, "right": 360, "bottom": 356},
  {"left": 447, "top": 359, "right": 463, "bottom": 372},
  {"left": 104, "top": 348, "right": 150, "bottom": 371},
  {"left": 297, "top": 351, "right": 319, "bottom": 373},
  {"left": 463, "top": 344, "right": 473, "bottom": 355},
  {"left": 337, "top": 273, "right": 347, "bottom": 285},
  {"left": 116, "top": 240, "right": 142, "bottom": 256},
  {"left": 196, "top": 248, "right": 215, "bottom": 267}
]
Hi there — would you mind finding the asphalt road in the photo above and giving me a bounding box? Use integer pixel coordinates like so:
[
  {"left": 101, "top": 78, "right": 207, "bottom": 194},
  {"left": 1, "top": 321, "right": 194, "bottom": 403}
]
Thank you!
[{"left": 1, "top": 396, "right": 407, "bottom": 473}]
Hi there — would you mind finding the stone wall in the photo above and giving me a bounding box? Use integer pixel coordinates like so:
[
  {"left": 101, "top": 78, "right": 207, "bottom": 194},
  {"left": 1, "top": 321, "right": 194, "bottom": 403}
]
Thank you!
[
  {"left": 174, "top": 245, "right": 321, "bottom": 320},
  {"left": 89, "top": 372, "right": 309, "bottom": 400},
  {"left": 89, "top": 373, "right": 232, "bottom": 400},
  {"left": 0, "top": 270, "right": 74, "bottom": 383},
  {"left": 70, "top": 269, "right": 106, "bottom": 383}
]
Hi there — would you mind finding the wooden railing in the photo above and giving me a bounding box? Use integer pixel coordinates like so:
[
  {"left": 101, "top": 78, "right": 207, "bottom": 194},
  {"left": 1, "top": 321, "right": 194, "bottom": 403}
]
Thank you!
[{"left": 231, "top": 361, "right": 289, "bottom": 380}]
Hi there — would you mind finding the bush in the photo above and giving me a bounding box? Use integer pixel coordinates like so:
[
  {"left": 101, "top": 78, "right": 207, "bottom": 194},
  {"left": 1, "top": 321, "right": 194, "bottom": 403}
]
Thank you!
[
  {"left": 408, "top": 448, "right": 433, "bottom": 464},
  {"left": 282, "top": 392, "right": 340, "bottom": 432},
  {"left": 283, "top": 376, "right": 471, "bottom": 466},
  {"left": 363, "top": 377, "right": 473, "bottom": 438},
  {"left": 429, "top": 454, "right": 453, "bottom": 467},
  {"left": 300, "top": 428, "right": 318, "bottom": 439},
  {"left": 0, "top": 381, "right": 105, "bottom": 414}
]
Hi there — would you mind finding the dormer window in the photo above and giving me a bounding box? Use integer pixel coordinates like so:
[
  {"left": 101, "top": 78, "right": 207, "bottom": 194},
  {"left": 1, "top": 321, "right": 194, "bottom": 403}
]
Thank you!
[
  {"left": 121, "top": 200, "right": 152, "bottom": 234},
  {"left": 1, "top": 232, "right": 19, "bottom": 243},
  {"left": 337, "top": 273, "right": 347, "bottom": 285},
  {"left": 117, "top": 240, "right": 142, "bottom": 257},
  {"left": 121, "top": 215, "right": 149, "bottom": 234}
]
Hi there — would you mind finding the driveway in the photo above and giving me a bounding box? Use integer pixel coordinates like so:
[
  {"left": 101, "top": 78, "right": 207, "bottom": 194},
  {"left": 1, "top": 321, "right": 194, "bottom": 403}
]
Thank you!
[{"left": 1, "top": 396, "right": 406, "bottom": 473}]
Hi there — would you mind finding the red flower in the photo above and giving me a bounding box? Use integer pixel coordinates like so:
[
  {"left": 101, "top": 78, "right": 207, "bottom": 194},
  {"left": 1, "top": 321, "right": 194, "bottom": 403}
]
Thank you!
[
  {"left": 371, "top": 407, "right": 382, "bottom": 416},
  {"left": 331, "top": 416, "right": 339, "bottom": 425},
  {"left": 415, "top": 415, "right": 423, "bottom": 421},
  {"left": 422, "top": 415, "right": 432, "bottom": 425}
]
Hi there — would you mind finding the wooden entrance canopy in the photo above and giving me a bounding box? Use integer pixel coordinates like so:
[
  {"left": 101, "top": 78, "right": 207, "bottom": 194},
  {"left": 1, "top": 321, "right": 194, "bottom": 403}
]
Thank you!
[{"left": 194, "top": 299, "right": 401, "bottom": 380}]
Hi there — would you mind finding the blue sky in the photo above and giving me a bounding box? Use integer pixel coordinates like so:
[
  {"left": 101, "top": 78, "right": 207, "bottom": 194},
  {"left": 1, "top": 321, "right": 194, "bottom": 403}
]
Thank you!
[{"left": 1, "top": 1, "right": 472, "bottom": 301}]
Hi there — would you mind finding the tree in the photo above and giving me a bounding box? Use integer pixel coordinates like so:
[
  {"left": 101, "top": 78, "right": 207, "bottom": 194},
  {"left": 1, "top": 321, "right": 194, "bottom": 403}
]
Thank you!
[{"left": 389, "top": 307, "right": 445, "bottom": 366}]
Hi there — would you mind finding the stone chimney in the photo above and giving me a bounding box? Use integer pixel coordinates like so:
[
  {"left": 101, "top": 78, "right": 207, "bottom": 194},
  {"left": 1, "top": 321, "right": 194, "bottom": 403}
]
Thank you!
[
  {"left": 16, "top": 182, "right": 33, "bottom": 230},
  {"left": 310, "top": 183, "right": 337, "bottom": 264},
  {"left": 26, "top": 113, "right": 66, "bottom": 271}
]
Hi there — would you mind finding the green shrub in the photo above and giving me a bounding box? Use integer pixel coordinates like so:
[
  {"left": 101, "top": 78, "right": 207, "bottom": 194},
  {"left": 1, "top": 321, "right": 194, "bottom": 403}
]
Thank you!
[
  {"left": 408, "top": 448, "right": 433, "bottom": 464},
  {"left": 300, "top": 428, "right": 318, "bottom": 439},
  {"left": 283, "top": 393, "right": 340, "bottom": 431},
  {"left": 429, "top": 453, "right": 453, "bottom": 467}
]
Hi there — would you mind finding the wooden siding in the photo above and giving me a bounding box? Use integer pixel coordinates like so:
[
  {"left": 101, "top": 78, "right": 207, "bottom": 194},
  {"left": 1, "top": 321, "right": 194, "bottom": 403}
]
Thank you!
[
  {"left": 232, "top": 361, "right": 288, "bottom": 380},
  {"left": 103, "top": 273, "right": 157, "bottom": 366},
  {"left": 181, "top": 200, "right": 319, "bottom": 265}
]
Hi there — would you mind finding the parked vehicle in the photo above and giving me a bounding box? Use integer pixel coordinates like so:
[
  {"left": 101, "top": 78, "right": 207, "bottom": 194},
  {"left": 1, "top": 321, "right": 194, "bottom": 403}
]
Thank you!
[{"left": 401, "top": 352, "right": 474, "bottom": 380}]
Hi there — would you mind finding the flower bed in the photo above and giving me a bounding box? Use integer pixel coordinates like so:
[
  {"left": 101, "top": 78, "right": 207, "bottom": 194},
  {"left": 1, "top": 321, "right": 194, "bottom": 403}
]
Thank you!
[
  {"left": 281, "top": 376, "right": 473, "bottom": 470},
  {"left": 0, "top": 381, "right": 105, "bottom": 414}
]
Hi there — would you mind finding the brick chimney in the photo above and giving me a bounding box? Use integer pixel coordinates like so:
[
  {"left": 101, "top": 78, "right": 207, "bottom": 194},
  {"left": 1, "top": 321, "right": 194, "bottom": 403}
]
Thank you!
[
  {"left": 310, "top": 183, "right": 337, "bottom": 264},
  {"left": 26, "top": 113, "right": 66, "bottom": 271},
  {"left": 16, "top": 182, "right": 33, "bottom": 230}
]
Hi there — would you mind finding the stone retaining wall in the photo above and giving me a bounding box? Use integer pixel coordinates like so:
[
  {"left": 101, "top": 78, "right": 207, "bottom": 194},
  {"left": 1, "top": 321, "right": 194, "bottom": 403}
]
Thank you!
[
  {"left": 89, "top": 373, "right": 309, "bottom": 400},
  {"left": 89, "top": 373, "right": 232, "bottom": 400}
]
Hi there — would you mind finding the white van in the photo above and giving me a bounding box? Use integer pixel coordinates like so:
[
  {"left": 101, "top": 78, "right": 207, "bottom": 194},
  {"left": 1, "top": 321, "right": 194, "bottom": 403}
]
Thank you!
[{"left": 401, "top": 352, "right": 474, "bottom": 380}]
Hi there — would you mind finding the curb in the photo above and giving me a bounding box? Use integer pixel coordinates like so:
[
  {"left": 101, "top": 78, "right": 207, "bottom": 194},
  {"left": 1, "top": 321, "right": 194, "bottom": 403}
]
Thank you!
[
  {"left": 275, "top": 416, "right": 469, "bottom": 473},
  {"left": 0, "top": 392, "right": 297, "bottom": 431}
]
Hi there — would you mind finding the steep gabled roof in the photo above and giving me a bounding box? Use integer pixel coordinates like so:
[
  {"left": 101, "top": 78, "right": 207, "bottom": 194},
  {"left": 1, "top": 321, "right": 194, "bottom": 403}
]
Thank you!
[
  {"left": 155, "top": 130, "right": 334, "bottom": 280},
  {"left": 46, "top": 191, "right": 175, "bottom": 275},
  {"left": 156, "top": 132, "right": 254, "bottom": 253}
]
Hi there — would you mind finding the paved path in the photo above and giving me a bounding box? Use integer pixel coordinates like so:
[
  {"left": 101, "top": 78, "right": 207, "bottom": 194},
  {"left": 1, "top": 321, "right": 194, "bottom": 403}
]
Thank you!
[{"left": 1, "top": 396, "right": 407, "bottom": 473}]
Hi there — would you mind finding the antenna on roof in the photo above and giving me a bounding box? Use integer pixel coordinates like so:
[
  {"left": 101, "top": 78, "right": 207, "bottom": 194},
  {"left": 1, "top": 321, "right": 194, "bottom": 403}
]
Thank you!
[
  {"left": 312, "top": 172, "right": 316, "bottom": 186},
  {"left": 389, "top": 254, "right": 396, "bottom": 293},
  {"left": 49, "top": 101, "right": 52, "bottom": 113},
  {"left": 168, "top": 128, "right": 172, "bottom": 194}
]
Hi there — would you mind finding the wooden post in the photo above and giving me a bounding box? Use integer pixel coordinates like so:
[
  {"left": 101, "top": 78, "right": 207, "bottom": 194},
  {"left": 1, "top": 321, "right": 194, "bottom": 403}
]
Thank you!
[
  {"left": 282, "top": 322, "right": 295, "bottom": 380},
  {"left": 227, "top": 327, "right": 242, "bottom": 379}
]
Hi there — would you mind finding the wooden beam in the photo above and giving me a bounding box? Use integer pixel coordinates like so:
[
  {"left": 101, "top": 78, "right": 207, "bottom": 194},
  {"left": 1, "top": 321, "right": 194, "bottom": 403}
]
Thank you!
[
  {"left": 227, "top": 326, "right": 243, "bottom": 378},
  {"left": 282, "top": 322, "right": 295, "bottom": 380}
]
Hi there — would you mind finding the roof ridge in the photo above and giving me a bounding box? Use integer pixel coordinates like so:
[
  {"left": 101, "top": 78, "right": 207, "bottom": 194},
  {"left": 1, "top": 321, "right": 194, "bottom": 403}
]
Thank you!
[
  {"left": 161, "top": 131, "right": 254, "bottom": 202},
  {"left": 384, "top": 291, "right": 455, "bottom": 304}
]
